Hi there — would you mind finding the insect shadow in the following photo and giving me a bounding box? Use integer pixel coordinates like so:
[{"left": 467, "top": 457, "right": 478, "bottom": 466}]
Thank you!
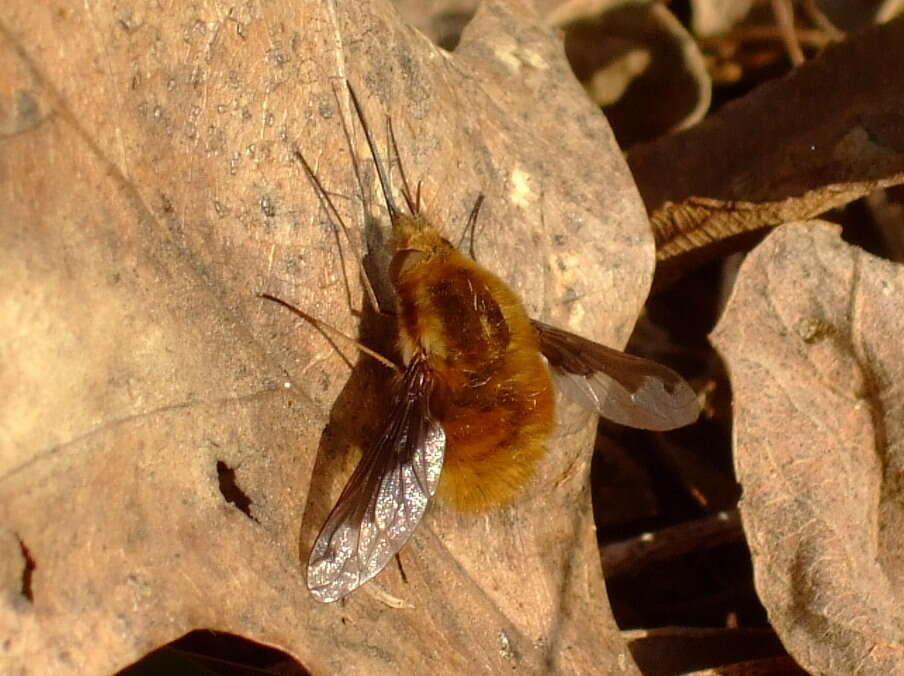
[
  {"left": 290, "top": 135, "right": 404, "bottom": 589},
  {"left": 297, "top": 294, "right": 398, "bottom": 584}
]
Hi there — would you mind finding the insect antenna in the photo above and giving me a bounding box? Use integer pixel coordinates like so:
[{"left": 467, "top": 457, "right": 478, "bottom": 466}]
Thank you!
[
  {"left": 345, "top": 82, "right": 401, "bottom": 223},
  {"left": 259, "top": 293, "right": 400, "bottom": 373}
]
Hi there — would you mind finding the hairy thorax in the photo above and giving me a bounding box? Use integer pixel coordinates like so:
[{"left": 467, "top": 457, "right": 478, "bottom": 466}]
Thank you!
[{"left": 391, "top": 225, "right": 555, "bottom": 512}]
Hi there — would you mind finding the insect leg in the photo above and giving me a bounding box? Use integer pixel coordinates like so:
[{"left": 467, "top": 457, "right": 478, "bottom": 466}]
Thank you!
[
  {"left": 259, "top": 293, "right": 400, "bottom": 373},
  {"left": 456, "top": 193, "right": 485, "bottom": 261},
  {"left": 292, "top": 148, "right": 385, "bottom": 316}
]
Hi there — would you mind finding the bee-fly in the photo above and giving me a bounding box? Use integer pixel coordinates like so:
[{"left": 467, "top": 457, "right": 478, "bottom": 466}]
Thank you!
[{"left": 262, "top": 82, "right": 699, "bottom": 603}]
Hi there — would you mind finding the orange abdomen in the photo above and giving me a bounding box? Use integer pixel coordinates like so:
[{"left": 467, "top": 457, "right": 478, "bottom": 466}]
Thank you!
[{"left": 395, "top": 246, "right": 555, "bottom": 512}]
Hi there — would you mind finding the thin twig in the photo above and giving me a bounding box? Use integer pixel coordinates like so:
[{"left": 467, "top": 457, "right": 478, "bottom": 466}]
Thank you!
[
  {"left": 600, "top": 509, "right": 743, "bottom": 577},
  {"left": 770, "top": 0, "right": 805, "bottom": 65}
]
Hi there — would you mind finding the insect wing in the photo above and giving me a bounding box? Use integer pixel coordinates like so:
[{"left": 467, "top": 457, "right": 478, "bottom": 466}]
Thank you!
[
  {"left": 306, "top": 357, "right": 445, "bottom": 603},
  {"left": 533, "top": 320, "right": 700, "bottom": 431}
]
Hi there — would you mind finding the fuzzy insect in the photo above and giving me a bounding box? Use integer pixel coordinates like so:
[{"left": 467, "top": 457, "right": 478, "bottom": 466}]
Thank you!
[{"left": 263, "top": 83, "right": 699, "bottom": 603}]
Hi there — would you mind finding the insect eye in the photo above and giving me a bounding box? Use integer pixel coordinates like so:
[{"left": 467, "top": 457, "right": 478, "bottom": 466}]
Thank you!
[{"left": 390, "top": 248, "right": 427, "bottom": 282}]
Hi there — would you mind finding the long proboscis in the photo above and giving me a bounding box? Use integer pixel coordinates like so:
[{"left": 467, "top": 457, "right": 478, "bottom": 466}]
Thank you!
[{"left": 345, "top": 82, "right": 401, "bottom": 223}]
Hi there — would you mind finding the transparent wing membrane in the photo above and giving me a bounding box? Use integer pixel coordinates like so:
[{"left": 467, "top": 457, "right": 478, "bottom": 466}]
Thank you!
[
  {"left": 306, "top": 357, "right": 445, "bottom": 603},
  {"left": 533, "top": 320, "right": 700, "bottom": 431}
]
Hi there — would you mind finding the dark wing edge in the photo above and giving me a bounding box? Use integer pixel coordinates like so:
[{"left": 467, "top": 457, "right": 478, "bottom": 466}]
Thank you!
[
  {"left": 532, "top": 320, "right": 700, "bottom": 431},
  {"left": 306, "top": 356, "right": 445, "bottom": 603}
]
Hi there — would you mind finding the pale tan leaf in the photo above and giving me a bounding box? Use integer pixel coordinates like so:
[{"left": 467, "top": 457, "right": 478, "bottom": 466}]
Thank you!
[
  {"left": 0, "top": 0, "right": 656, "bottom": 673},
  {"left": 711, "top": 221, "right": 904, "bottom": 675}
]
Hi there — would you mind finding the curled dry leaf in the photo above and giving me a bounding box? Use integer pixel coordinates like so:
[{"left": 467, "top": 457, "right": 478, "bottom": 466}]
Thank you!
[
  {"left": 689, "top": 0, "right": 755, "bottom": 38},
  {"left": 550, "top": 0, "right": 712, "bottom": 148},
  {"left": 0, "top": 0, "right": 656, "bottom": 673},
  {"left": 627, "top": 16, "right": 904, "bottom": 286},
  {"left": 395, "top": 0, "right": 714, "bottom": 148},
  {"left": 711, "top": 222, "right": 904, "bottom": 675}
]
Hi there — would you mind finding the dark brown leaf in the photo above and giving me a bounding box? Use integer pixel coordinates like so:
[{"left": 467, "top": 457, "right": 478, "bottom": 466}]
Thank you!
[{"left": 628, "top": 17, "right": 904, "bottom": 286}]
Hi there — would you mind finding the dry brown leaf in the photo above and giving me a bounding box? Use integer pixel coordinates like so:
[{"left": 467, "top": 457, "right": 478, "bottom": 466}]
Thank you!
[
  {"left": 816, "top": 0, "right": 904, "bottom": 32},
  {"left": 711, "top": 221, "right": 904, "bottom": 675},
  {"left": 0, "top": 0, "right": 657, "bottom": 673},
  {"left": 551, "top": 0, "right": 712, "bottom": 148},
  {"left": 627, "top": 17, "right": 904, "bottom": 285}
]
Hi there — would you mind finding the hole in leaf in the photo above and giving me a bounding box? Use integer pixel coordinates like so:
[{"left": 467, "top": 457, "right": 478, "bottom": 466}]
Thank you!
[
  {"left": 391, "top": 6, "right": 477, "bottom": 52},
  {"left": 16, "top": 535, "right": 35, "bottom": 603},
  {"left": 432, "top": 10, "right": 475, "bottom": 51},
  {"left": 216, "top": 460, "right": 256, "bottom": 521},
  {"left": 117, "top": 629, "right": 309, "bottom": 675}
]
